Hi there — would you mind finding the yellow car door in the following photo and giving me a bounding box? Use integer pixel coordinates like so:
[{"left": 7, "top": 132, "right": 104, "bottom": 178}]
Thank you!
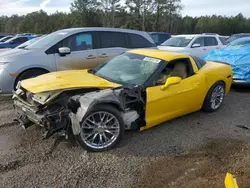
[{"left": 143, "top": 72, "right": 207, "bottom": 130}]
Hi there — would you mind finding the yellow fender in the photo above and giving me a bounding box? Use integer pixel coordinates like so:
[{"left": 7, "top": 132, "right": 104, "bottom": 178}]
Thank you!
[{"left": 225, "top": 173, "right": 239, "bottom": 188}]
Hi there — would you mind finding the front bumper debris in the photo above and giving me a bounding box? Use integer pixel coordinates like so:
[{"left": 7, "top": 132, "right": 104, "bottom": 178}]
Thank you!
[
  {"left": 14, "top": 99, "right": 43, "bottom": 126},
  {"left": 13, "top": 95, "right": 71, "bottom": 139}
]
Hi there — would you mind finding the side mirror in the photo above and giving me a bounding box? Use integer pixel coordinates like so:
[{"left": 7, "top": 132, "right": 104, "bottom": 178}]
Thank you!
[
  {"left": 192, "top": 43, "right": 201, "bottom": 48},
  {"left": 161, "top": 77, "right": 182, "bottom": 91},
  {"left": 58, "top": 47, "right": 71, "bottom": 56}
]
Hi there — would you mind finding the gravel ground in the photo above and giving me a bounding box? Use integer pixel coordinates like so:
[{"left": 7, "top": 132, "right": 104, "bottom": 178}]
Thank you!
[{"left": 1, "top": 87, "right": 250, "bottom": 188}]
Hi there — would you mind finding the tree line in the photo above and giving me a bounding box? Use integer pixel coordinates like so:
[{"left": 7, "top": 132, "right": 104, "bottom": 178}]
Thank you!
[{"left": 0, "top": 0, "right": 250, "bottom": 36}]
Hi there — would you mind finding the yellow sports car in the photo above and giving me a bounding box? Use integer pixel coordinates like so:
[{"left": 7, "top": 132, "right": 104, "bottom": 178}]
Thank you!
[{"left": 13, "top": 49, "right": 233, "bottom": 152}]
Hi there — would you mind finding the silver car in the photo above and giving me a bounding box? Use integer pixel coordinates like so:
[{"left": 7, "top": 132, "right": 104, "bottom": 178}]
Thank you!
[
  {"left": 158, "top": 33, "right": 226, "bottom": 58},
  {"left": 0, "top": 27, "right": 155, "bottom": 94}
]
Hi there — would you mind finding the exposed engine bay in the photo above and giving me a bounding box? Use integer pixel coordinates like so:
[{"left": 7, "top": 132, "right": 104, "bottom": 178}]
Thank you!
[{"left": 13, "top": 85, "right": 146, "bottom": 139}]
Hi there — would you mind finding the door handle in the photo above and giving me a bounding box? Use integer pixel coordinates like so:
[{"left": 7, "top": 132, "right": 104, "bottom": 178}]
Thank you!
[
  {"left": 86, "top": 55, "right": 96, "bottom": 59},
  {"left": 202, "top": 48, "right": 207, "bottom": 51},
  {"left": 99, "top": 53, "right": 108, "bottom": 58}
]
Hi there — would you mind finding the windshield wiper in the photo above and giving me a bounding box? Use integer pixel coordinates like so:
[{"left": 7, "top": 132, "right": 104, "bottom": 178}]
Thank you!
[
  {"left": 167, "top": 45, "right": 178, "bottom": 47},
  {"left": 18, "top": 46, "right": 29, "bottom": 50},
  {"left": 159, "top": 44, "right": 177, "bottom": 47}
]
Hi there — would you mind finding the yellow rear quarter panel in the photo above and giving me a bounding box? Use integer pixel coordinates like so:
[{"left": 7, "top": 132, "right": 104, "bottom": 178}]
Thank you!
[{"left": 200, "top": 61, "right": 233, "bottom": 95}]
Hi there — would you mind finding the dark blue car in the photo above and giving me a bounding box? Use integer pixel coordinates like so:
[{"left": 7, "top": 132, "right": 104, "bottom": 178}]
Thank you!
[
  {"left": 0, "top": 36, "right": 13, "bottom": 43},
  {"left": 0, "top": 35, "right": 34, "bottom": 49},
  {"left": 0, "top": 35, "right": 6, "bottom": 40},
  {"left": 149, "top": 32, "right": 171, "bottom": 46}
]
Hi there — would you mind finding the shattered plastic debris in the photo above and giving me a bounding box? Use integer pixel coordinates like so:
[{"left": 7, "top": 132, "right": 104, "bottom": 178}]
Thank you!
[{"left": 122, "top": 111, "right": 139, "bottom": 127}]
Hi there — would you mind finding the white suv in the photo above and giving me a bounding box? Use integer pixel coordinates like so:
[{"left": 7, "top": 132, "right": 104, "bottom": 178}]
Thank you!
[{"left": 158, "top": 33, "right": 226, "bottom": 58}]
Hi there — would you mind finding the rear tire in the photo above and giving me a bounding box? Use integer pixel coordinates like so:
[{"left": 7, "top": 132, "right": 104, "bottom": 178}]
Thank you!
[
  {"left": 14, "top": 69, "right": 48, "bottom": 90},
  {"left": 202, "top": 81, "right": 225, "bottom": 112},
  {"left": 75, "top": 105, "right": 124, "bottom": 152}
]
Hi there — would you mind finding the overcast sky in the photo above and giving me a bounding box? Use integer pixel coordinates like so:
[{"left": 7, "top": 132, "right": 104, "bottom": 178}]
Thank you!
[{"left": 0, "top": 0, "right": 249, "bottom": 17}]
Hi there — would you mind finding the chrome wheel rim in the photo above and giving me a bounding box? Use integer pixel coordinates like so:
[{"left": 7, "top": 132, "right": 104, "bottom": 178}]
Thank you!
[
  {"left": 80, "top": 111, "right": 120, "bottom": 149},
  {"left": 211, "top": 85, "right": 224, "bottom": 110}
]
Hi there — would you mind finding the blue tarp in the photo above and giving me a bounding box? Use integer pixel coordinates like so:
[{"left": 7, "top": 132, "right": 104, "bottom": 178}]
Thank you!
[{"left": 203, "top": 42, "right": 250, "bottom": 82}]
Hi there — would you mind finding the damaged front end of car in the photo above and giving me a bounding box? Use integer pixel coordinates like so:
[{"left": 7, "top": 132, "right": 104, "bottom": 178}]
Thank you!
[
  {"left": 68, "top": 85, "right": 146, "bottom": 136},
  {"left": 13, "top": 84, "right": 146, "bottom": 140}
]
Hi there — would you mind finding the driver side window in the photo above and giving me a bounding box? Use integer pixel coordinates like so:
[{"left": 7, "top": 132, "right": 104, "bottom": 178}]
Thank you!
[
  {"left": 192, "top": 37, "right": 204, "bottom": 47},
  {"left": 60, "top": 32, "right": 93, "bottom": 52},
  {"left": 154, "top": 58, "right": 194, "bottom": 86}
]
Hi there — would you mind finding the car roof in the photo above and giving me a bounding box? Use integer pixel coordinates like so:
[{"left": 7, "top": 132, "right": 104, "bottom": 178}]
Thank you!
[
  {"left": 174, "top": 34, "right": 199, "bottom": 37},
  {"left": 231, "top": 36, "right": 250, "bottom": 43},
  {"left": 232, "top": 33, "right": 250, "bottom": 35},
  {"left": 175, "top": 34, "right": 222, "bottom": 37},
  {"left": 149, "top": 32, "right": 170, "bottom": 35},
  {"left": 128, "top": 49, "right": 189, "bottom": 61},
  {"left": 59, "top": 27, "right": 147, "bottom": 34}
]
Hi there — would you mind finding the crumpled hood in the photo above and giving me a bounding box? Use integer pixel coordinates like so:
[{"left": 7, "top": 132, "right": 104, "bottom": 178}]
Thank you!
[
  {"left": 21, "top": 69, "right": 120, "bottom": 93},
  {"left": 157, "top": 46, "right": 186, "bottom": 52}
]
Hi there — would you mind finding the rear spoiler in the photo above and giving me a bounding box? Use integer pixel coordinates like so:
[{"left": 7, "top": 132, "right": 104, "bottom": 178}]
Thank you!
[
  {"left": 225, "top": 173, "right": 239, "bottom": 188},
  {"left": 208, "top": 60, "right": 230, "bottom": 66}
]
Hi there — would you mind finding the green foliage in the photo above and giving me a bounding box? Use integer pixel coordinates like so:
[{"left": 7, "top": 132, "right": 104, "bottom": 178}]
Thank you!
[{"left": 0, "top": 0, "right": 250, "bottom": 35}]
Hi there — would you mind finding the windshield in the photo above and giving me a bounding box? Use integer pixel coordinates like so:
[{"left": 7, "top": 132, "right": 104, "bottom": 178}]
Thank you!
[
  {"left": 94, "top": 53, "right": 162, "bottom": 85},
  {"left": 16, "top": 36, "right": 42, "bottom": 49},
  {"left": 227, "top": 35, "right": 250, "bottom": 43},
  {"left": 219, "top": 37, "right": 228, "bottom": 45},
  {"left": 26, "top": 31, "right": 68, "bottom": 49},
  {"left": 160, "top": 36, "right": 193, "bottom": 47},
  {"left": 5, "top": 37, "right": 18, "bottom": 43},
  {"left": 227, "top": 38, "right": 250, "bottom": 47},
  {"left": 150, "top": 33, "right": 171, "bottom": 45},
  {"left": 0, "top": 36, "right": 12, "bottom": 42},
  {"left": 151, "top": 34, "right": 160, "bottom": 44}
]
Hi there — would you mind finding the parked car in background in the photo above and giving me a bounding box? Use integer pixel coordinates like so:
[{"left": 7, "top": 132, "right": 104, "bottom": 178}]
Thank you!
[
  {"left": 226, "top": 33, "right": 250, "bottom": 44},
  {"left": 0, "top": 35, "right": 13, "bottom": 43},
  {"left": 0, "top": 35, "right": 40, "bottom": 53},
  {"left": 149, "top": 32, "right": 171, "bottom": 45},
  {"left": 204, "top": 37, "right": 250, "bottom": 85},
  {"left": 0, "top": 35, "right": 6, "bottom": 40},
  {"left": 33, "top": 34, "right": 44, "bottom": 37},
  {"left": 0, "top": 27, "right": 155, "bottom": 94},
  {"left": 158, "top": 33, "right": 226, "bottom": 58},
  {"left": 218, "top": 35, "right": 229, "bottom": 45},
  {"left": 15, "top": 35, "right": 45, "bottom": 49},
  {"left": 226, "top": 37, "right": 250, "bottom": 46},
  {"left": 13, "top": 49, "right": 232, "bottom": 151},
  {"left": 0, "top": 35, "right": 34, "bottom": 49},
  {"left": 20, "top": 33, "right": 33, "bottom": 36}
]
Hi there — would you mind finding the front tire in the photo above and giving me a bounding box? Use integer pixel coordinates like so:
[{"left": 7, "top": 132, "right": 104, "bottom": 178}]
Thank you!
[
  {"left": 202, "top": 82, "right": 225, "bottom": 112},
  {"left": 75, "top": 105, "right": 124, "bottom": 152}
]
